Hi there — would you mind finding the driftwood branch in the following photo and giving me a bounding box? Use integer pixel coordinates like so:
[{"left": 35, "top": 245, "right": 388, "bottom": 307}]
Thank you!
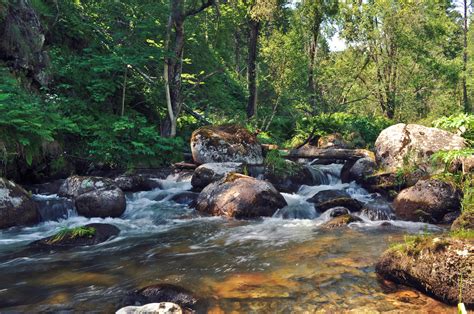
[{"left": 286, "top": 147, "right": 375, "bottom": 161}]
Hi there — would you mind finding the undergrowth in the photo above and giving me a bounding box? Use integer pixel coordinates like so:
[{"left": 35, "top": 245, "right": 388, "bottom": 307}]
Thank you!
[{"left": 48, "top": 226, "right": 96, "bottom": 244}]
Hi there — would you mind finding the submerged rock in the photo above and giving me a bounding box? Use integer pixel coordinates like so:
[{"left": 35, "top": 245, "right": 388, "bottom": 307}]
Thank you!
[
  {"left": 30, "top": 223, "right": 120, "bottom": 249},
  {"left": 122, "top": 284, "right": 201, "bottom": 312},
  {"left": 117, "top": 302, "right": 182, "bottom": 314},
  {"left": 0, "top": 177, "right": 39, "bottom": 229},
  {"left": 376, "top": 237, "right": 474, "bottom": 307},
  {"left": 328, "top": 206, "right": 350, "bottom": 218},
  {"left": 191, "top": 124, "right": 263, "bottom": 165},
  {"left": 393, "top": 179, "right": 462, "bottom": 223},
  {"left": 307, "top": 190, "right": 362, "bottom": 213},
  {"left": 59, "top": 176, "right": 126, "bottom": 218},
  {"left": 191, "top": 162, "right": 243, "bottom": 190},
  {"left": 375, "top": 124, "right": 466, "bottom": 170},
  {"left": 361, "top": 199, "right": 396, "bottom": 221},
  {"left": 322, "top": 214, "right": 362, "bottom": 229},
  {"left": 169, "top": 191, "right": 199, "bottom": 207},
  {"left": 196, "top": 173, "right": 287, "bottom": 218}
]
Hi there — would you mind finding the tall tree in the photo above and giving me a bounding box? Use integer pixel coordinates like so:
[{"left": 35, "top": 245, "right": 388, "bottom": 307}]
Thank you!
[
  {"left": 162, "top": 0, "right": 216, "bottom": 137},
  {"left": 244, "top": 0, "right": 278, "bottom": 119},
  {"left": 462, "top": 0, "right": 471, "bottom": 113},
  {"left": 300, "top": 0, "right": 338, "bottom": 112}
]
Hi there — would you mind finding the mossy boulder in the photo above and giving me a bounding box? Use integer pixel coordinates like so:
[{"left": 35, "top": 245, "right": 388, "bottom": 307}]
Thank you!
[
  {"left": 452, "top": 211, "right": 474, "bottom": 231},
  {"left": 191, "top": 124, "right": 263, "bottom": 165},
  {"left": 307, "top": 190, "right": 362, "bottom": 213},
  {"left": 196, "top": 173, "right": 287, "bottom": 218},
  {"left": 0, "top": 177, "right": 39, "bottom": 229},
  {"left": 376, "top": 237, "right": 474, "bottom": 307},
  {"left": 393, "top": 179, "right": 462, "bottom": 223},
  {"left": 30, "top": 223, "right": 120, "bottom": 250}
]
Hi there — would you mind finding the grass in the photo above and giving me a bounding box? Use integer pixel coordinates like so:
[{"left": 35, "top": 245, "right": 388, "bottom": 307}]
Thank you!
[
  {"left": 47, "top": 226, "right": 96, "bottom": 244},
  {"left": 450, "top": 229, "right": 474, "bottom": 239}
]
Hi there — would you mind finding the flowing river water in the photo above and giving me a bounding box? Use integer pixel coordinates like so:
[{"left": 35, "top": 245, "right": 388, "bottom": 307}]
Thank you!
[{"left": 0, "top": 164, "right": 455, "bottom": 312}]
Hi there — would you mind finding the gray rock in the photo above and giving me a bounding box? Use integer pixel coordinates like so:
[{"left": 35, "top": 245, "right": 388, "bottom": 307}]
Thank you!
[
  {"left": 0, "top": 177, "right": 40, "bottom": 229},
  {"left": 191, "top": 162, "right": 243, "bottom": 190},
  {"left": 59, "top": 176, "right": 126, "bottom": 218},
  {"left": 375, "top": 124, "right": 466, "bottom": 170},
  {"left": 393, "top": 179, "right": 462, "bottom": 223},
  {"left": 191, "top": 124, "right": 263, "bottom": 165}
]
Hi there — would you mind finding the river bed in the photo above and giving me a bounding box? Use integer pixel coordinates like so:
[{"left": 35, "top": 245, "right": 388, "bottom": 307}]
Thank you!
[{"left": 0, "top": 165, "right": 455, "bottom": 312}]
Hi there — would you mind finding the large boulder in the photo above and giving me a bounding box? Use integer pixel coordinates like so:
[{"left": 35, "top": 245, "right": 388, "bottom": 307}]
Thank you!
[
  {"left": 376, "top": 237, "right": 474, "bottom": 307},
  {"left": 191, "top": 125, "right": 263, "bottom": 165},
  {"left": 0, "top": 177, "right": 39, "bottom": 229},
  {"left": 393, "top": 179, "right": 462, "bottom": 223},
  {"left": 307, "top": 190, "right": 362, "bottom": 213},
  {"left": 75, "top": 188, "right": 126, "bottom": 218},
  {"left": 59, "top": 176, "right": 126, "bottom": 218},
  {"left": 375, "top": 124, "right": 466, "bottom": 170},
  {"left": 30, "top": 223, "right": 120, "bottom": 250},
  {"left": 122, "top": 284, "right": 202, "bottom": 312},
  {"left": 191, "top": 162, "right": 243, "bottom": 190},
  {"left": 196, "top": 173, "right": 287, "bottom": 218}
]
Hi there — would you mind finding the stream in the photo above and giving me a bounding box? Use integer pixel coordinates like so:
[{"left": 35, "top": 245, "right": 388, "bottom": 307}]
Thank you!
[{"left": 0, "top": 164, "right": 455, "bottom": 312}]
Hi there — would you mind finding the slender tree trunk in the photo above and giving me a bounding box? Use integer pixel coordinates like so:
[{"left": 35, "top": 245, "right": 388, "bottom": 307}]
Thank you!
[
  {"left": 247, "top": 19, "right": 260, "bottom": 119},
  {"left": 463, "top": 0, "right": 470, "bottom": 113},
  {"left": 161, "top": 0, "right": 214, "bottom": 136},
  {"left": 308, "top": 28, "right": 319, "bottom": 111},
  {"left": 235, "top": 31, "right": 241, "bottom": 78}
]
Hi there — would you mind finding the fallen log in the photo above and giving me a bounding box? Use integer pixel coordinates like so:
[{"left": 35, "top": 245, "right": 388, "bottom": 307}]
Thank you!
[{"left": 286, "top": 147, "right": 375, "bottom": 161}]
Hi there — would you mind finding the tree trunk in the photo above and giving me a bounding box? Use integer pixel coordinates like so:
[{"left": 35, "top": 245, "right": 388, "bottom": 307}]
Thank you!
[
  {"left": 308, "top": 28, "right": 320, "bottom": 111},
  {"left": 463, "top": 0, "right": 470, "bottom": 113},
  {"left": 246, "top": 19, "right": 260, "bottom": 119},
  {"left": 162, "top": 2, "right": 185, "bottom": 137}
]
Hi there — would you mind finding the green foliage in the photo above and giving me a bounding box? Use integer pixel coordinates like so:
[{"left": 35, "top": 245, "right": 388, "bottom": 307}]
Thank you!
[
  {"left": 264, "top": 150, "right": 300, "bottom": 177},
  {"left": 0, "top": 66, "right": 76, "bottom": 171},
  {"left": 288, "top": 112, "right": 392, "bottom": 148},
  {"left": 48, "top": 226, "right": 96, "bottom": 244},
  {"left": 83, "top": 115, "right": 183, "bottom": 168},
  {"left": 433, "top": 114, "right": 474, "bottom": 144}
]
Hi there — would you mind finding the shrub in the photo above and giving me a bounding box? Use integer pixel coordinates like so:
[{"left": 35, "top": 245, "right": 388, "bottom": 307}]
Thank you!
[{"left": 288, "top": 112, "right": 393, "bottom": 148}]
